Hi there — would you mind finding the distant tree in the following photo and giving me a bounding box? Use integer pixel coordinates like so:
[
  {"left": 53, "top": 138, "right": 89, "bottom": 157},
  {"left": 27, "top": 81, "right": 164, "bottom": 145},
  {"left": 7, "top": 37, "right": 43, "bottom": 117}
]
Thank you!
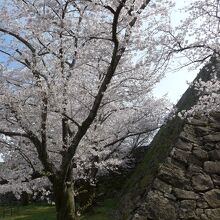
[{"left": 0, "top": 0, "right": 173, "bottom": 219}]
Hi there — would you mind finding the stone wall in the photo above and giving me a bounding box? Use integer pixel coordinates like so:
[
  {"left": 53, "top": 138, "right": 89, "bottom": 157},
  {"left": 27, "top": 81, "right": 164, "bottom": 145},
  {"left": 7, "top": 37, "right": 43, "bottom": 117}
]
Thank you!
[
  {"left": 130, "top": 112, "right": 220, "bottom": 220},
  {"left": 117, "top": 56, "right": 220, "bottom": 220}
]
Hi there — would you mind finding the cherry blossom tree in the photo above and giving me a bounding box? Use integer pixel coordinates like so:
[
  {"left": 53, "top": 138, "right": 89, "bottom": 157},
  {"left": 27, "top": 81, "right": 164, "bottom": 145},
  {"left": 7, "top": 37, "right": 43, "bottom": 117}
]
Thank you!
[
  {"left": 0, "top": 0, "right": 173, "bottom": 219},
  {"left": 167, "top": 0, "right": 220, "bottom": 116}
]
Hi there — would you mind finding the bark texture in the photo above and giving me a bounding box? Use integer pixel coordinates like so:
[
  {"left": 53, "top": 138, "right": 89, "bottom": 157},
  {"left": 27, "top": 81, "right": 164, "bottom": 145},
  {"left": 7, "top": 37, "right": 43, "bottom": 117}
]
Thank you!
[{"left": 54, "top": 181, "right": 76, "bottom": 220}]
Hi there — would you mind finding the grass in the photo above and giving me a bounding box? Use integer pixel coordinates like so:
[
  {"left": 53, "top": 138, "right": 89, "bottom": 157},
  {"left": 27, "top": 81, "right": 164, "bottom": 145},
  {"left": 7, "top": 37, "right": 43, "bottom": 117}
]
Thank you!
[
  {"left": 0, "top": 199, "right": 116, "bottom": 220},
  {"left": 0, "top": 204, "right": 55, "bottom": 220}
]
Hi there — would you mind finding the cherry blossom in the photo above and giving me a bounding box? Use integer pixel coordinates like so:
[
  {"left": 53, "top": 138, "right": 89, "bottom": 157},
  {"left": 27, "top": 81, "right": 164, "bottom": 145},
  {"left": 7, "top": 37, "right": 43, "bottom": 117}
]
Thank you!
[{"left": 0, "top": 1, "right": 173, "bottom": 219}]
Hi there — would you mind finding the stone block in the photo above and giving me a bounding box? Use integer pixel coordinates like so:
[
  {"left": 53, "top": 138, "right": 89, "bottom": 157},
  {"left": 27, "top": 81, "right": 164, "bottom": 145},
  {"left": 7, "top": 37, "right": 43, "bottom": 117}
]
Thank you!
[
  {"left": 209, "top": 123, "right": 220, "bottom": 131},
  {"left": 212, "top": 174, "right": 220, "bottom": 187},
  {"left": 200, "top": 214, "right": 209, "bottom": 220},
  {"left": 203, "top": 133, "right": 220, "bottom": 142},
  {"left": 179, "top": 200, "right": 197, "bottom": 219},
  {"left": 195, "top": 208, "right": 204, "bottom": 217},
  {"left": 193, "top": 147, "right": 209, "bottom": 161},
  {"left": 209, "top": 149, "right": 220, "bottom": 161},
  {"left": 205, "top": 208, "right": 220, "bottom": 220},
  {"left": 164, "top": 192, "right": 176, "bottom": 201},
  {"left": 195, "top": 126, "right": 211, "bottom": 136},
  {"left": 158, "top": 163, "right": 189, "bottom": 188},
  {"left": 210, "top": 112, "right": 220, "bottom": 121},
  {"left": 203, "top": 143, "right": 216, "bottom": 151},
  {"left": 188, "top": 154, "right": 203, "bottom": 167},
  {"left": 197, "top": 200, "right": 209, "bottom": 209},
  {"left": 145, "top": 191, "right": 176, "bottom": 220},
  {"left": 180, "top": 199, "right": 196, "bottom": 209},
  {"left": 175, "top": 139, "right": 193, "bottom": 151},
  {"left": 192, "top": 173, "right": 213, "bottom": 191},
  {"left": 153, "top": 178, "right": 172, "bottom": 194},
  {"left": 189, "top": 118, "right": 208, "bottom": 127},
  {"left": 188, "top": 164, "right": 203, "bottom": 175},
  {"left": 173, "top": 188, "right": 198, "bottom": 200},
  {"left": 171, "top": 148, "right": 190, "bottom": 164},
  {"left": 204, "top": 161, "right": 220, "bottom": 174},
  {"left": 204, "top": 189, "right": 220, "bottom": 208},
  {"left": 180, "top": 131, "right": 198, "bottom": 144}
]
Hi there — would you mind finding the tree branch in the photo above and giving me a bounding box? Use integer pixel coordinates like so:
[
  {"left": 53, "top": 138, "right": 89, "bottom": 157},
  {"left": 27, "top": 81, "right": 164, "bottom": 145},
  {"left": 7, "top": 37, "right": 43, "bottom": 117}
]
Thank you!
[
  {"left": 0, "top": 130, "right": 29, "bottom": 138},
  {"left": 103, "top": 127, "right": 159, "bottom": 149},
  {"left": 0, "top": 28, "right": 36, "bottom": 53},
  {"left": 59, "top": 1, "right": 128, "bottom": 181},
  {"left": 0, "top": 49, "right": 30, "bottom": 68}
]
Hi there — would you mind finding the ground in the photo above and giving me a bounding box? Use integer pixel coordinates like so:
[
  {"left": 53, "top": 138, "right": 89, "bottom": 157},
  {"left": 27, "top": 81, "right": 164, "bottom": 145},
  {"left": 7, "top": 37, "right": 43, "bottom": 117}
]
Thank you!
[{"left": 0, "top": 199, "right": 115, "bottom": 220}]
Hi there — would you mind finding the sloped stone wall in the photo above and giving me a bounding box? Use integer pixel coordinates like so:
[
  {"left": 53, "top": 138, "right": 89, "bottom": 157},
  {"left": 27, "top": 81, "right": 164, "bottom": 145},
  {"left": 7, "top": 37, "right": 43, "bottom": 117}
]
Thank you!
[{"left": 130, "top": 112, "right": 220, "bottom": 220}]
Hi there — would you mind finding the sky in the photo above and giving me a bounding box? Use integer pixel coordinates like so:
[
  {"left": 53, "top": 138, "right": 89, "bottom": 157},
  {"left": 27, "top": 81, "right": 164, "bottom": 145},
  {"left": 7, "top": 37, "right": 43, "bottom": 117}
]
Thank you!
[{"left": 153, "top": 67, "right": 198, "bottom": 103}]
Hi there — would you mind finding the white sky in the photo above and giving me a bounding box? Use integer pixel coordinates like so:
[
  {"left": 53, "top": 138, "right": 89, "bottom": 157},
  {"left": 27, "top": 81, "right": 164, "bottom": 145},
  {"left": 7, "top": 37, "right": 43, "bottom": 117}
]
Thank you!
[
  {"left": 153, "top": 68, "right": 198, "bottom": 103},
  {"left": 153, "top": 0, "right": 198, "bottom": 103}
]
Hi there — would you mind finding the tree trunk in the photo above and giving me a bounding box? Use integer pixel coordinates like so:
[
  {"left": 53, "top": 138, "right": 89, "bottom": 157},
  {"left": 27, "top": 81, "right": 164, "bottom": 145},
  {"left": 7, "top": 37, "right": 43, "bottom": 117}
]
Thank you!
[{"left": 53, "top": 181, "right": 77, "bottom": 220}]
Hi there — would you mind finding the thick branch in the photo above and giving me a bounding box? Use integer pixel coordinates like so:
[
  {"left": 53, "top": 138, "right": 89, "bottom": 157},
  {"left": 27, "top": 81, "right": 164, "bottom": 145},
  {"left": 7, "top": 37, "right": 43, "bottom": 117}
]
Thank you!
[
  {"left": 59, "top": 0, "right": 153, "bottom": 182},
  {"left": 60, "top": 1, "right": 127, "bottom": 180}
]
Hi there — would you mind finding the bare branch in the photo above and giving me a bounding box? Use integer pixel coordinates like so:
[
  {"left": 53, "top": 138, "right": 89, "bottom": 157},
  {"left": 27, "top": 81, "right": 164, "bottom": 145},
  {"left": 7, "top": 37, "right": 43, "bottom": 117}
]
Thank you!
[{"left": 103, "top": 127, "right": 159, "bottom": 149}]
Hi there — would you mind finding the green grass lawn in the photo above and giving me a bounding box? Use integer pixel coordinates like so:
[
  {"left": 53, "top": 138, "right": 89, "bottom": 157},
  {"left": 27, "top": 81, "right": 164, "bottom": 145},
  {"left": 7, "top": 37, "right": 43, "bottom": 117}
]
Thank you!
[{"left": 0, "top": 199, "right": 116, "bottom": 220}]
